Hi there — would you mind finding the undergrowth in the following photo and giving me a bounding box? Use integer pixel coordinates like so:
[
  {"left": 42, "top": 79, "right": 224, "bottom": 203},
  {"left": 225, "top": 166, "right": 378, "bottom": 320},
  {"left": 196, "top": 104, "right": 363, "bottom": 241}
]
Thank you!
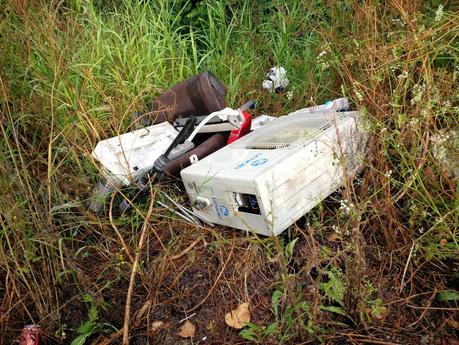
[{"left": 0, "top": 0, "right": 458, "bottom": 344}]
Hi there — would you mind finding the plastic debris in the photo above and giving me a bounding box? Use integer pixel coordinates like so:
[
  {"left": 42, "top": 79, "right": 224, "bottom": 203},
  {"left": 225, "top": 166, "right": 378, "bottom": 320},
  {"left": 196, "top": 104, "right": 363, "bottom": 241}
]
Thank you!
[
  {"left": 181, "top": 105, "right": 367, "bottom": 236},
  {"left": 250, "top": 114, "right": 276, "bottom": 131},
  {"left": 262, "top": 66, "right": 289, "bottom": 93},
  {"left": 89, "top": 72, "right": 256, "bottom": 213},
  {"left": 19, "top": 325, "right": 41, "bottom": 345},
  {"left": 291, "top": 97, "right": 350, "bottom": 113},
  {"left": 88, "top": 73, "right": 367, "bottom": 238}
]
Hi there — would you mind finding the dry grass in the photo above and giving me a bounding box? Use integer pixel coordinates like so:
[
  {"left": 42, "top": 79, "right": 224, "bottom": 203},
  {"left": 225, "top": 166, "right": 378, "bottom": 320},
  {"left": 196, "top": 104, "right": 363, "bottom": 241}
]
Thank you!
[{"left": 0, "top": 0, "right": 458, "bottom": 344}]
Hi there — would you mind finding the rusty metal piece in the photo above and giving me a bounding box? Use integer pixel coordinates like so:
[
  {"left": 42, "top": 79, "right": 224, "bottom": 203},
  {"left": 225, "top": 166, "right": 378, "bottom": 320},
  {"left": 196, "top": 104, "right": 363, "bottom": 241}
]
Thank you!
[
  {"left": 164, "top": 133, "right": 227, "bottom": 177},
  {"left": 138, "top": 71, "right": 226, "bottom": 126},
  {"left": 19, "top": 325, "right": 41, "bottom": 345}
]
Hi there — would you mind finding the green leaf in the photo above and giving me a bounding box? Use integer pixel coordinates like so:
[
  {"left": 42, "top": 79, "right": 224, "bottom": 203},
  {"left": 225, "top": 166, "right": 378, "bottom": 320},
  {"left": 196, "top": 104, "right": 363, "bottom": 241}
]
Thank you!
[
  {"left": 285, "top": 238, "right": 299, "bottom": 261},
  {"left": 239, "top": 328, "right": 257, "bottom": 341},
  {"left": 83, "top": 294, "right": 93, "bottom": 304},
  {"left": 265, "top": 322, "right": 278, "bottom": 335},
  {"left": 436, "top": 290, "right": 459, "bottom": 302},
  {"left": 76, "top": 320, "right": 96, "bottom": 335},
  {"left": 70, "top": 333, "right": 90, "bottom": 345},
  {"left": 320, "top": 267, "right": 345, "bottom": 305},
  {"left": 88, "top": 304, "right": 99, "bottom": 322},
  {"left": 320, "top": 305, "right": 347, "bottom": 317},
  {"left": 271, "top": 290, "right": 282, "bottom": 317}
]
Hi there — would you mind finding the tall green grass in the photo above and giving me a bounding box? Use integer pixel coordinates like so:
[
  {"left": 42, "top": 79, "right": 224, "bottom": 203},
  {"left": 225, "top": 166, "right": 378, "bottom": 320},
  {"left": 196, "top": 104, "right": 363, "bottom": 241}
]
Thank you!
[{"left": 1, "top": 0, "right": 457, "bottom": 343}]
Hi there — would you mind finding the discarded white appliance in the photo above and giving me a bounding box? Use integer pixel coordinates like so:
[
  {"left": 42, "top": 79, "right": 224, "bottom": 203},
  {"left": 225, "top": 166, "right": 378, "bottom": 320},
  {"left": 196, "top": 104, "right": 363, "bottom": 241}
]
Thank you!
[
  {"left": 92, "top": 122, "right": 179, "bottom": 186},
  {"left": 180, "top": 109, "right": 367, "bottom": 236},
  {"left": 89, "top": 106, "right": 254, "bottom": 212}
]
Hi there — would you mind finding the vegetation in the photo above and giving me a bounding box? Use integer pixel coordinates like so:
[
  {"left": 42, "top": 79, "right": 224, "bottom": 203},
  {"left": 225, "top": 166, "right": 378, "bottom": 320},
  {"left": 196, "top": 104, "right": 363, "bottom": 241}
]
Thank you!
[{"left": 1, "top": 0, "right": 457, "bottom": 344}]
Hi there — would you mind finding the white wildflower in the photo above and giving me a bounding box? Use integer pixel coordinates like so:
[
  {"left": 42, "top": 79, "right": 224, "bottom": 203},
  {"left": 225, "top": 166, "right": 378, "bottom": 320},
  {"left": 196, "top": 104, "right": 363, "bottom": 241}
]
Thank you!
[
  {"left": 435, "top": 5, "right": 444, "bottom": 22},
  {"left": 397, "top": 70, "right": 408, "bottom": 79},
  {"left": 317, "top": 51, "right": 327, "bottom": 59}
]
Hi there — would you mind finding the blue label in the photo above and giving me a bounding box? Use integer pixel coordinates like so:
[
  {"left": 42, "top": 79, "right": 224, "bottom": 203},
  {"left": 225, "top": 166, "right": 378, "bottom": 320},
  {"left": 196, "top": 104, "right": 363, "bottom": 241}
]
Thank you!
[
  {"left": 234, "top": 153, "right": 268, "bottom": 170},
  {"left": 251, "top": 158, "right": 268, "bottom": 166},
  {"left": 218, "top": 205, "right": 229, "bottom": 217}
]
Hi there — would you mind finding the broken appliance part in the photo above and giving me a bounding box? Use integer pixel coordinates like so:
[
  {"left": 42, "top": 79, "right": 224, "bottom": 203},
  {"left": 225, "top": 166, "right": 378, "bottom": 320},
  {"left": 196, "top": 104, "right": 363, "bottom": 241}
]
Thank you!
[
  {"left": 181, "top": 109, "right": 368, "bottom": 236},
  {"left": 133, "top": 71, "right": 226, "bottom": 127}
]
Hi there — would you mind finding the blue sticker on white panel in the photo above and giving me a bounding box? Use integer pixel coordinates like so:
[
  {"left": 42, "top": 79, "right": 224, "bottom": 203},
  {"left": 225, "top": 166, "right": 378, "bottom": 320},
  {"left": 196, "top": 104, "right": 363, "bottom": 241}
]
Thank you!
[
  {"left": 218, "top": 205, "right": 229, "bottom": 217},
  {"left": 251, "top": 158, "right": 268, "bottom": 166},
  {"left": 234, "top": 153, "right": 268, "bottom": 170}
]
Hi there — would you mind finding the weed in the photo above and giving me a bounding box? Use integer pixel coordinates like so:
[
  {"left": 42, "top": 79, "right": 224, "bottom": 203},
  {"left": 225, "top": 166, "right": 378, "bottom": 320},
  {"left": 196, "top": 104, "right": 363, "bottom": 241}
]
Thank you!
[
  {"left": 70, "top": 294, "right": 113, "bottom": 345},
  {"left": 0, "top": 0, "right": 457, "bottom": 344}
]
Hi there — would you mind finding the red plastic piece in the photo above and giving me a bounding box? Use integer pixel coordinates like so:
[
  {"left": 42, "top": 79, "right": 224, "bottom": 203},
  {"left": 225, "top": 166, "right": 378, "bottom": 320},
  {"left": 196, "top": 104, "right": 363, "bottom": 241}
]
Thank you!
[
  {"left": 227, "top": 111, "right": 252, "bottom": 144},
  {"left": 19, "top": 325, "right": 41, "bottom": 345}
]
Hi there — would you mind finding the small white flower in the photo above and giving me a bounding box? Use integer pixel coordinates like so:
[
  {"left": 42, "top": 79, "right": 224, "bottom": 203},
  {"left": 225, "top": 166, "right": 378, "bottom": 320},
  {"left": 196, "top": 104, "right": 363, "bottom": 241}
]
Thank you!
[
  {"left": 286, "top": 91, "right": 294, "bottom": 100},
  {"left": 317, "top": 51, "right": 327, "bottom": 59},
  {"left": 332, "top": 224, "right": 340, "bottom": 233},
  {"left": 397, "top": 70, "right": 408, "bottom": 79},
  {"left": 384, "top": 170, "right": 393, "bottom": 178},
  {"left": 435, "top": 5, "right": 444, "bottom": 22},
  {"left": 339, "top": 199, "right": 355, "bottom": 215}
]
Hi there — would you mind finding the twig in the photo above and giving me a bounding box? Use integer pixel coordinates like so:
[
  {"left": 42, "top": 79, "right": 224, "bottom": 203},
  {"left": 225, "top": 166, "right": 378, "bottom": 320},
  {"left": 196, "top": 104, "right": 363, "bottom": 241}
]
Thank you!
[
  {"left": 185, "top": 246, "right": 234, "bottom": 314},
  {"left": 179, "top": 312, "right": 196, "bottom": 323},
  {"left": 399, "top": 241, "right": 415, "bottom": 293},
  {"left": 122, "top": 187, "right": 156, "bottom": 345},
  {"left": 407, "top": 289, "right": 437, "bottom": 328},
  {"left": 170, "top": 238, "right": 201, "bottom": 260},
  {"left": 406, "top": 305, "right": 459, "bottom": 311},
  {"left": 339, "top": 333, "right": 400, "bottom": 345},
  {"left": 109, "top": 195, "right": 135, "bottom": 264}
]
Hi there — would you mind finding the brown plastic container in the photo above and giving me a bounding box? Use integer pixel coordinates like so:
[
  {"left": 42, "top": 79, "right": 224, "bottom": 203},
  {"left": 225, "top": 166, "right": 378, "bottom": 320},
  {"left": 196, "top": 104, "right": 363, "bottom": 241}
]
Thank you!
[{"left": 137, "top": 72, "right": 226, "bottom": 126}]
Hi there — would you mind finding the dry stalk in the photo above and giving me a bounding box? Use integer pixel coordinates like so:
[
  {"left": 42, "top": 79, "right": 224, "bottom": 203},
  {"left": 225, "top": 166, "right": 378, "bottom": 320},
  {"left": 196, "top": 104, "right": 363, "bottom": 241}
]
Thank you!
[
  {"left": 109, "top": 195, "right": 135, "bottom": 264},
  {"left": 122, "top": 186, "right": 156, "bottom": 345}
]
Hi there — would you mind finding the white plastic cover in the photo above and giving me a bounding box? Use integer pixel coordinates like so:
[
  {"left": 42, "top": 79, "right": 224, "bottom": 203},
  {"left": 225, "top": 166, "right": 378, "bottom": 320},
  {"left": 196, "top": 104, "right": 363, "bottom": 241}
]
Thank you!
[{"left": 92, "top": 122, "right": 178, "bottom": 185}]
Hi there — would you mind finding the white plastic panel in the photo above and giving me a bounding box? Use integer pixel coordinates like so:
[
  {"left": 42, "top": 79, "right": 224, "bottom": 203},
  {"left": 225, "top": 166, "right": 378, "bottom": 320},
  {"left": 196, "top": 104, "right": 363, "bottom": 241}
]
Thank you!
[{"left": 92, "top": 122, "right": 178, "bottom": 185}]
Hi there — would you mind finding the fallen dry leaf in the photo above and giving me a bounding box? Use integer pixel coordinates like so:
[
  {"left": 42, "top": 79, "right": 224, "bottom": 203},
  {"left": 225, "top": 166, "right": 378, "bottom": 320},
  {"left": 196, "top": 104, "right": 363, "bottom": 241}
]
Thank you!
[
  {"left": 327, "top": 233, "right": 341, "bottom": 242},
  {"left": 178, "top": 320, "right": 196, "bottom": 338},
  {"left": 151, "top": 321, "right": 165, "bottom": 332},
  {"left": 446, "top": 318, "right": 459, "bottom": 330},
  {"left": 225, "top": 302, "right": 251, "bottom": 329}
]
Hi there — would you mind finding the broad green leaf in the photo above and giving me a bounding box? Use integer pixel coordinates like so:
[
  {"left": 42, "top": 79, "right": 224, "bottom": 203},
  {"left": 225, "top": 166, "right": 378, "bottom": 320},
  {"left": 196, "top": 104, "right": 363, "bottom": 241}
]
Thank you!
[
  {"left": 76, "top": 320, "right": 96, "bottom": 334},
  {"left": 320, "top": 305, "right": 347, "bottom": 317},
  {"left": 436, "top": 290, "right": 459, "bottom": 302},
  {"left": 285, "top": 238, "right": 299, "bottom": 261},
  {"left": 271, "top": 290, "right": 282, "bottom": 317},
  {"left": 70, "top": 333, "right": 90, "bottom": 345},
  {"left": 88, "top": 305, "right": 99, "bottom": 322}
]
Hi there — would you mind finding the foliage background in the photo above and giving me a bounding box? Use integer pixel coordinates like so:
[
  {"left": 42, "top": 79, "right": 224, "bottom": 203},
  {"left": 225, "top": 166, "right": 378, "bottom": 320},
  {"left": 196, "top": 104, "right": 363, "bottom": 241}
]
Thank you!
[{"left": 0, "top": 0, "right": 458, "bottom": 344}]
